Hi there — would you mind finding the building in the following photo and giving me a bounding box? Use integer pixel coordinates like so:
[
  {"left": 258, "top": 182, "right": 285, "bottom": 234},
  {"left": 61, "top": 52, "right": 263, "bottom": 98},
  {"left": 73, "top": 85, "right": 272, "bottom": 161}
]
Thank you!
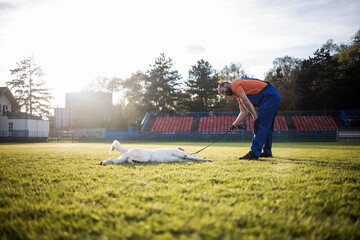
[
  {"left": 0, "top": 87, "right": 49, "bottom": 138},
  {"left": 54, "top": 108, "right": 71, "bottom": 129},
  {"left": 54, "top": 91, "right": 113, "bottom": 129}
]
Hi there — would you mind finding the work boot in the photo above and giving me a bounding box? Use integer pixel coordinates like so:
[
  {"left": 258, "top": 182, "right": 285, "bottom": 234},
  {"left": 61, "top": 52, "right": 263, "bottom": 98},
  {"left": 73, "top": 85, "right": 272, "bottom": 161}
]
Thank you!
[
  {"left": 259, "top": 152, "right": 273, "bottom": 158},
  {"left": 239, "top": 151, "right": 259, "bottom": 160}
]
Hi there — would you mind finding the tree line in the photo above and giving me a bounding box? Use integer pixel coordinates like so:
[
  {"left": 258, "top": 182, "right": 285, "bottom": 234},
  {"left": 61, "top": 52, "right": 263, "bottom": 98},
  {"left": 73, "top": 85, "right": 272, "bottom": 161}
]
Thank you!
[
  {"left": 6, "top": 29, "right": 359, "bottom": 128},
  {"left": 266, "top": 30, "right": 360, "bottom": 111},
  {"left": 83, "top": 55, "right": 249, "bottom": 128}
]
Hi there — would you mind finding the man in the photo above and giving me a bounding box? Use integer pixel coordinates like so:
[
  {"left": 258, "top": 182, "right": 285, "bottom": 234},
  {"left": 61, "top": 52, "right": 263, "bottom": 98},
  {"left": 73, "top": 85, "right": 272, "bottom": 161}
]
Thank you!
[{"left": 217, "top": 78, "right": 281, "bottom": 160}]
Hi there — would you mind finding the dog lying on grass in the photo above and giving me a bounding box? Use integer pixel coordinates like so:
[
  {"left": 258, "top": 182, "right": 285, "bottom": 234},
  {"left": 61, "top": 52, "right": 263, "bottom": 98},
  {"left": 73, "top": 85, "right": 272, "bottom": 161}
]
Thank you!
[{"left": 98, "top": 140, "right": 213, "bottom": 165}]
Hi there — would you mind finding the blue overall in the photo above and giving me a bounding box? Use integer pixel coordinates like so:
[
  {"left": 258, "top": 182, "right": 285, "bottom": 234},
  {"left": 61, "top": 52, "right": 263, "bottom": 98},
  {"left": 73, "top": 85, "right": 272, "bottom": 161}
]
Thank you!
[{"left": 246, "top": 82, "right": 281, "bottom": 157}]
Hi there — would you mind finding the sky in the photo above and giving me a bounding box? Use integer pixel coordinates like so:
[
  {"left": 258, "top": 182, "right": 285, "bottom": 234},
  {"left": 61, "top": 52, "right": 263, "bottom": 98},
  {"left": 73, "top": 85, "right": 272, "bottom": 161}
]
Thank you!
[{"left": 0, "top": 0, "right": 359, "bottom": 108}]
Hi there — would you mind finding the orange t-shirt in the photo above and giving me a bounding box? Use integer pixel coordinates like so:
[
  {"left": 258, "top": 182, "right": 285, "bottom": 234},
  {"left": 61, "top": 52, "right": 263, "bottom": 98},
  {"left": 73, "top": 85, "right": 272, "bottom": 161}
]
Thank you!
[{"left": 230, "top": 78, "right": 268, "bottom": 103}]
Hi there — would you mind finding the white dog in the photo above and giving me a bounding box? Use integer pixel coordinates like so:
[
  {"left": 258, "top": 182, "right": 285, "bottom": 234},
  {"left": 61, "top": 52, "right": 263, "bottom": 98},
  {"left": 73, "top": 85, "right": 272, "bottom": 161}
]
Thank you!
[{"left": 98, "top": 140, "right": 213, "bottom": 165}]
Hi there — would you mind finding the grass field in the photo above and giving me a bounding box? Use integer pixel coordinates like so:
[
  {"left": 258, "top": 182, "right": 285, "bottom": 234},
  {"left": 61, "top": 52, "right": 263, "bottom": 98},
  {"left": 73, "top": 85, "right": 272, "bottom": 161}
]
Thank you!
[{"left": 0, "top": 142, "right": 359, "bottom": 239}]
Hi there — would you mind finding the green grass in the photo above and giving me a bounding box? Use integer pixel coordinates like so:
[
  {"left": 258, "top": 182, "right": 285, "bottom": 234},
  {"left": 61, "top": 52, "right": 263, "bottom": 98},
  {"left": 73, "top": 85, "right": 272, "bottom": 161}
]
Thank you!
[{"left": 0, "top": 142, "right": 359, "bottom": 239}]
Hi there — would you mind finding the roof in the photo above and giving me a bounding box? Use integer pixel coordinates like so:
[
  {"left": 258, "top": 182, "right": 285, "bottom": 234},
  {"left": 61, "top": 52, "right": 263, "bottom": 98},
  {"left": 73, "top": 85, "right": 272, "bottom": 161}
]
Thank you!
[{"left": 0, "top": 87, "right": 21, "bottom": 112}]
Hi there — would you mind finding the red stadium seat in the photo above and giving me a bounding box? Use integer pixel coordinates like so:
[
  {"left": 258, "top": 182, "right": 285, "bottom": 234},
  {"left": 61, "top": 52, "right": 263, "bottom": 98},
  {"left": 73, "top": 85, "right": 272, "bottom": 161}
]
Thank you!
[{"left": 151, "top": 117, "right": 160, "bottom": 131}]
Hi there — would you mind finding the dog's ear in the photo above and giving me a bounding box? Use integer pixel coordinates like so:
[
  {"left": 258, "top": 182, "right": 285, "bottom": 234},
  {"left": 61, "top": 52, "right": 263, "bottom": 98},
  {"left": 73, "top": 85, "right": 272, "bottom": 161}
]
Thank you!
[{"left": 178, "top": 148, "right": 185, "bottom": 151}]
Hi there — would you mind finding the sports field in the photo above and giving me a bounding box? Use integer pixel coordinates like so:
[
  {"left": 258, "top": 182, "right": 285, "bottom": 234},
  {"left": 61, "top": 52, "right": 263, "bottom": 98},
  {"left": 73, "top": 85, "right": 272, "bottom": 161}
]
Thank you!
[{"left": 0, "top": 142, "right": 359, "bottom": 239}]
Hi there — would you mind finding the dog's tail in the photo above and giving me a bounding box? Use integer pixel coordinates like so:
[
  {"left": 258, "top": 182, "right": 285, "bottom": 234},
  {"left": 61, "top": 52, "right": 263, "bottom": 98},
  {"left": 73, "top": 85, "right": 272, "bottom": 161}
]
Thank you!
[{"left": 109, "top": 140, "right": 128, "bottom": 154}]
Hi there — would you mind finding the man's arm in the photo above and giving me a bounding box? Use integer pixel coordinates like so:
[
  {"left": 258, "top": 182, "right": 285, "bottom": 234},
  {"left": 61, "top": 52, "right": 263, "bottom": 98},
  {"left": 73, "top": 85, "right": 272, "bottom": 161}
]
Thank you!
[
  {"left": 233, "top": 103, "right": 248, "bottom": 126},
  {"left": 233, "top": 91, "right": 258, "bottom": 126}
]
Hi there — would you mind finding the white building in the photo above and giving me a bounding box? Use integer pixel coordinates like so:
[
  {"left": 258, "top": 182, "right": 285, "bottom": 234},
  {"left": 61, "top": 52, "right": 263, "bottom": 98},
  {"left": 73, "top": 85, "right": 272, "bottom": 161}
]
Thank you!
[
  {"left": 54, "top": 108, "right": 71, "bottom": 129},
  {"left": 0, "top": 87, "right": 49, "bottom": 138}
]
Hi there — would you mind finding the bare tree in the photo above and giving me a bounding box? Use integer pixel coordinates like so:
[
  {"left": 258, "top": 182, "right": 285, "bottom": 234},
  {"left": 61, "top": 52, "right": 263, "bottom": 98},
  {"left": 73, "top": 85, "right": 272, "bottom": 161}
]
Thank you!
[{"left": 6, "top": 56, "right": 53, "bottom": 119}]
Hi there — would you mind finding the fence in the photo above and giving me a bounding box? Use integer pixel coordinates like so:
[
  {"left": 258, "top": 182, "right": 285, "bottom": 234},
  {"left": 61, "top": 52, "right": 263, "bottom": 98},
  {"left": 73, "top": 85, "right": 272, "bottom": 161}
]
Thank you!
[
  {"left": 0, "top": 130, "right": 49, "bottom": 142},
  {"left": 342, "top": 110, "right": 360, "bottom": 127},
  {"left": 0, "top": 130, "right": 49, "bottom": 138},
  {"left": 140, "top": 130, "right": 338, "bottom": 142},
  {"left": 46, "top": 129, "right": 338, "bottom": 143},
  {"left": 3, "top": 109, "right": 358, "bottom": 143}
]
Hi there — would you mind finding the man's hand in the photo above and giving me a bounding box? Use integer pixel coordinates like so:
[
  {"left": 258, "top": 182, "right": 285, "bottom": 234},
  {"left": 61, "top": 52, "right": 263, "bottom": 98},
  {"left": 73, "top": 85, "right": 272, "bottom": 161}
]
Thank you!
[
  {"left": 229, "top": 124, "right": 238, "bottom": 131},
  {"left": 230, "top": 124, "right": 245, "bottom": 131},
  {"left": 252, "top": 113, "right": 258, "bottom": 122}
]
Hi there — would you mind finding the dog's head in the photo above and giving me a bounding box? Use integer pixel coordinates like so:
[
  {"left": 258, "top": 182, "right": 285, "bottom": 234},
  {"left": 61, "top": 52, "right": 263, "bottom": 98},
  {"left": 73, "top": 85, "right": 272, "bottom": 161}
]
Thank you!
[{"left": 178, "top": 147, "right": 192, "bottom": 155}]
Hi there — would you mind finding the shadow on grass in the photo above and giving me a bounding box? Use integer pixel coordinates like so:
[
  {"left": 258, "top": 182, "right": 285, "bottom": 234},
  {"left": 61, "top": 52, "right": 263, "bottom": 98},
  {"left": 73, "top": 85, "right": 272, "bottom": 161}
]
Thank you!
[
  {"left": 275, "top": 157, "right": 360, "bottom": 171},
  {"left": 237, "top": 158, "right": 269, "bottom": 162},
  {"left": 100, "top": 160, "right": 210, "bottom": 169}
]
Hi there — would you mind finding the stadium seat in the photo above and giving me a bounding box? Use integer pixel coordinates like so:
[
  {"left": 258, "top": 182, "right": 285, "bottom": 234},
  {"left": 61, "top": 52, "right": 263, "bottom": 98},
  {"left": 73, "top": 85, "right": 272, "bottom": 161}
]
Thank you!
[
  {"left": 151, "top": 117, "right": 160, "bottom": 131},
  {"left": 150, "top": 116, "right": 194, "bottom": 132},
  {"left": 291, "top": 115, "right": 338, "bottom": 131},
  {"left": 149, "top": 114, "right": 339, "bottom": 132}
]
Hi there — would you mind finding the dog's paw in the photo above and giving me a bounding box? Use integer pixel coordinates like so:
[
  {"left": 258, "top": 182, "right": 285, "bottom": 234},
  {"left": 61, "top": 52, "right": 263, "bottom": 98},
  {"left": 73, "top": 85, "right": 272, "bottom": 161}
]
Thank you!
[{"left": 126, "top": 158, "right": 134, "bottom": 163}]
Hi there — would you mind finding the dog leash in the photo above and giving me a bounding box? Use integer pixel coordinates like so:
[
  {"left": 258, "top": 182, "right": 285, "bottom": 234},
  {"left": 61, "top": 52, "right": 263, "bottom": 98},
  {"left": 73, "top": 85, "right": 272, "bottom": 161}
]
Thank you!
[{"left": 192, "top": 126, "right": 244, "bottom": 155}]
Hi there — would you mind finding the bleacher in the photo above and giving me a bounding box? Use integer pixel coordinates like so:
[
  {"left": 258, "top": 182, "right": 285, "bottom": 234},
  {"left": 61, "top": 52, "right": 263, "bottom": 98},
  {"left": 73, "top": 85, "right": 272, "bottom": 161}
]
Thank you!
[
  {"left": 49, "top": 110, "right": 358, "bottom": 143},
  {"left": 146, "top": 113, "right": 340, "bottom": 132},
  {"left": 245, "top": 116, "right": 289, "bottom": 131},
  {"left": 134, "top": 112, "right": 347, "bottom": 142},
  {"left": 274, "top": 116, "right": 289, "bottom": 131},
  {"left": 198, "top": 116, "right": 236, "bottom": 131},
  {"left": 151, "top": 116, "right": 193, "bottom": 132},
  {"left": 292, "top": 115, "right": 337, "bottom": 131},
  {"left": 246, "top": 116, "right": 253, "bottom": 131},
  {"left": 149, "top": 115, "right": 293, "bottom": 132}
]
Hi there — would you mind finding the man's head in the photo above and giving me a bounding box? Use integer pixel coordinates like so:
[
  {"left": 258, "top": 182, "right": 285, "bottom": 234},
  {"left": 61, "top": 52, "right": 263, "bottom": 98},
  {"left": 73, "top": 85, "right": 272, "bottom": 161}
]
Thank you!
[{"left": 217, "top": 82, "right": 233, "bottom": 96}]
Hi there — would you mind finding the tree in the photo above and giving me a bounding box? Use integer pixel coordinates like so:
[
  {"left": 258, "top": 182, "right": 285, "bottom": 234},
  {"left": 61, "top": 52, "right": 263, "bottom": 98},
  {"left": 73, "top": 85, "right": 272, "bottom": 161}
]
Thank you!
[
  {"left": 85, "top": 76, "right": 122, "bottom": 93},
  {"left": 144, "top": 53, "right": 182, "bottom": 114},
  {"left": 220, "top": 63, "right": 249, "bottom": 82},
  {"left": 265, "top": 56, "right": 302, "bottom": 110},
  {"left": 119, "top": 71, "right": 148, "bottom": 127},
  {"left": 120, "top": 71, "right": 146, "bottom": 106},
  {"left": 182, "top": 59, "right": 219, "bottom": 112},
  {"left": 266, "top": 56, "right": 301, "bottom": 84},
  {"left": 216, "top": 63, "right": 249, "bottom": 112},
  {"left": 6, "top": 56, "right": 53, "bottom": 119},
  {"left": 333, "top": 29, "right": 360, "bottom": 109},
  {"left": 296, "top": 40, "right": 341, "bottom": 110}
]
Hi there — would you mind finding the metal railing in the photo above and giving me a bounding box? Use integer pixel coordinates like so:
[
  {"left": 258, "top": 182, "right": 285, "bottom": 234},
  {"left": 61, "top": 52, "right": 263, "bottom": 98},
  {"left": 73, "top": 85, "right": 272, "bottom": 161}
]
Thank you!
[
  {"left": 45, "top": 130, "right": 338, "bottom": 143},
  {"left": 3, "top": 110, "right": 359, "bottom": 143},
  {"left": 341, "top": 110, "right": 351, "bottom": 127}
]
